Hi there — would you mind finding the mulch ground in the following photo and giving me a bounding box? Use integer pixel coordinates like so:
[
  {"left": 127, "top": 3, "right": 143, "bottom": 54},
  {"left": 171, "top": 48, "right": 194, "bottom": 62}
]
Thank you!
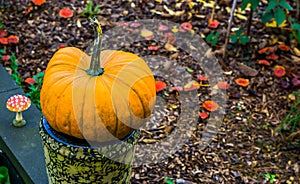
[{"left": 1, "top": 0, "right": 299, "bottom": 183}]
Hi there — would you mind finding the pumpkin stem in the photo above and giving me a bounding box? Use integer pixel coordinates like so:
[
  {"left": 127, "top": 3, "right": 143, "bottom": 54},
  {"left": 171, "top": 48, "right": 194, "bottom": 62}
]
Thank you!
[{"left": 87, "top": 17, "right": 104, "bottom": 76}]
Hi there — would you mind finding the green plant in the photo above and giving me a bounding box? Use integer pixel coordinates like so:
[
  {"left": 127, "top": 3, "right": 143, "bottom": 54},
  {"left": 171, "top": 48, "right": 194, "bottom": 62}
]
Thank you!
[
  {"left": 0, "top": 166, "right": 10, "bottom": 184},
  {"left": 241, "top": 0, "right": 260, "bottom": 10},
  {"left": 230, "top": 29, "right": 250, "bottom": 45},
  {"left": 278, "top": 90, "right": 300, "bottom": 133},
  {"left": 80, "top": 0, "right": 99, "bottom": 18},
  {"left": 290, "top": 18, "right": 300, "bottom": 43},
  {"left": 6, "top": 53, "right": 22, "bottom": 86},
  {"left": 206, "top": 32, "right": 219, "bottom": 46},
  {"left": 264, "top": 173, "right": 276, "bottom": 183},
  {"left": 26, "top": 72, "right": 44, "bottom": 110},
  {"left": 262, "top": 0, "right": 293, "bottom": 26},
  {"left": 164, "top": 176, "right": 174, "bottom": 184}
]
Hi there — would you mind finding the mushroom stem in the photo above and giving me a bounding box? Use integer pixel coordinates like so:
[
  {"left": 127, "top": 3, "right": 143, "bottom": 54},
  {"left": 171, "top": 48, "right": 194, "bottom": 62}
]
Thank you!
[
  {"left": 86, "top": 17, "right": 104, "bottom": 76},
  {"left": 13, "top": 112, "right": 26, "bottom": 127},
  {"left": 15, "top": 112, "right": 23, "bottom": 122}
]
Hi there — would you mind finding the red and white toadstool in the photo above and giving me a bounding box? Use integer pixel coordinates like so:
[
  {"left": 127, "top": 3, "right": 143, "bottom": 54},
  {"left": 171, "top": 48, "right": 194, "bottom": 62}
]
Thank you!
[{"left": 6, "top": 94, "right": 31, "bottom": 127}]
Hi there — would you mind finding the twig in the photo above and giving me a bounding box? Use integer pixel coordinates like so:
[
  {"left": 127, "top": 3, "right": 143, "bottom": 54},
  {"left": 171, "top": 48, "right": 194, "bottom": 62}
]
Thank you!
[
  {"left": 297, "top": 0, "right": 299, "bottom": 20},
  {"left": 247, "top": 8, "right": 253, "bottom": 36},
  {"left": 222, "top": 0, "right": 238, "bottom": 59},
  {"left": 210, "top": 0, "right": 218, "bottom": 21}
]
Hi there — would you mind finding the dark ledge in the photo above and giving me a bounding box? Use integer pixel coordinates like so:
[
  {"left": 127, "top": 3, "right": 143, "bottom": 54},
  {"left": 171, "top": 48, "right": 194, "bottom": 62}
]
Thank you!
[{"left": 0, "top": 64, "right": 48, "bottom": 183}]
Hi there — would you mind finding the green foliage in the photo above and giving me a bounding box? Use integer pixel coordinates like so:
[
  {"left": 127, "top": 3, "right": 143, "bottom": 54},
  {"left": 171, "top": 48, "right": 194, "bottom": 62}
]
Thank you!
[
  {"left": 230, "top": 29, "right": 250, "bottom": 45},
  {"left": 290, "top": 18, "right": 300, "bottom": 43},
  {"left": 241, "top": 0, "right": 260, "bottom": 10},
  {"left": 7, "top": 53, "right": 22, "bottom": 86},
  {"left": 264, "top": 173, "right": 276, "bottom": 183},
  {"left": 262, "top": 0, "right": 293, "bottom": 26},
  {"left": 164, "top": 176, "right": 174, "bottom": 184},
  {"left": 206, "top": 32, "right": 219, "bottom": 47},
  {"left": 80, "top": 0, "right": 100, "bottom": 18},
  {"left": 0, "top": 22, "right": 3, "bottom": 29},
  {"left": 0, "top": 166, "right": 10, "bottom": 184},
  {"left": 26, "top": 72, "right": 44, "bottom": 110},
  {"left": 278, "top": 90, "right": 300, "bottom": 133}
]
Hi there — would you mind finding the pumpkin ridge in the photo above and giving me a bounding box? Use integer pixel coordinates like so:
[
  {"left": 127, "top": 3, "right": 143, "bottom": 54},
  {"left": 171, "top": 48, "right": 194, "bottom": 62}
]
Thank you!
[
  {"left": 94, "top": 76, "right": 119, "bottom": 140},
  {"left": 79, "top": 76, "right": 93, "bottom": 138},
  {"left": 104, "top": 73, "right": 148, "bottom": 121},
  {"left": 52, "top": 79, "right": 73, "bottom": 132}
]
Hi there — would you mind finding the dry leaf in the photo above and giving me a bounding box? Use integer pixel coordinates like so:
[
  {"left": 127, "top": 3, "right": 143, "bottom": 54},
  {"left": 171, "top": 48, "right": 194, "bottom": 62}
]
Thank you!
[{"left": 165, "top": 43, "right": 178, "bottom": 52}]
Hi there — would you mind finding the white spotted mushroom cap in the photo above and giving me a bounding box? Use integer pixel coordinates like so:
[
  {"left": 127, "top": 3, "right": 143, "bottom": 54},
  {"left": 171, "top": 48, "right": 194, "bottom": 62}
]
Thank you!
[{"left": 6, "top": 94, "right": 31, "bottom": 112}]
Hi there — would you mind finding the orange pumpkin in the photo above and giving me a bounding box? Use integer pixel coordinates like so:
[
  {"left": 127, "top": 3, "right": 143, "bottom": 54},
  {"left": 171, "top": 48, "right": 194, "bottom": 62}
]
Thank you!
[{"left": 40, "top": 18, "right": 156, "bottom": 142}]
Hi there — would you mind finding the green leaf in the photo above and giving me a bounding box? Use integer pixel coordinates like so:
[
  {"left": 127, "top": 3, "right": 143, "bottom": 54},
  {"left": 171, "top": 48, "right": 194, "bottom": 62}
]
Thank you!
[
  {"left": 211, "top": 37, "right": 218, "bottom": 46},
  {"left": 206, "top": 33, "right": 213, "bottom": 42},
  {"left": 279, "top": 0, "right": 293, "bottom": 10},
  {"left": 239, "top": 35, "right": 250, "bottom": 45},
  {"left": 241, "top": 0, "right": 250, "bottom": 10},
  {"left": 230, "top": 34, "right": 238, "bottom": 44},
  {"left": 265, "top": 0, "right": 278, "bottom": 12},
  {"left": 250, "top": 0, "right": 260, "bottom": 10},
  {"left": 94, "top": 5, "right": 100, "bottom": 14},
  {"left": 274, "top": 8, "right": 286, "bottom": 26},
  {"left": 262, "top": 12, "right": 273, "bottom": 24},
  {"left": 292, "top": 22, "right": 300, "bottom": 31}
]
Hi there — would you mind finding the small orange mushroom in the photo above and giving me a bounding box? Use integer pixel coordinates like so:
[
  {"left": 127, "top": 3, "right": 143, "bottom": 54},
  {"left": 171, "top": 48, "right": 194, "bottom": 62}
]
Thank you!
[
  {"left": 6, "top": 94, "right": 31, "bottom": 127},
  {"left": 235, "top": 78, "right": 249, "bottom": 87},
  {"left": 208, "top": 19, "right": 219, "bottom": 28},
  {"left": 8, "top": 35, "right": 19, "bottom": 44},
  {"left": 199, "top": 112, "right": 209, "bottom": 119},
  {"left": 266, "top": 54, "right": 278, "bottom": 60},
  {"left": 217, "top": 81, "right": 229, "bottom": 89},
  {"left": 0, "top": 37, "right": 8, "bottom": 44},
  {"left": 59, "top": 8, "right": 74, "bottom": 18},
  {"left": 278, "top": 44, "right": 290, "bottom": 51},
  {"left": 202, "top": 100, "right": 219, "bottom": 112},
  {"left": 274, "top": 65, "right": 286, "bottom": 77},
  {"left": 155, "top": 81, "right": 167, "bottom": 92},
  {"left": 32, "top": 0, "right": 46, "bottom": 6},
  {"left": 181, "top": 22, "right": 192, "bottom": 31},
  {"left": 258, "top": 60, "right": 270, "bottom": 66}
]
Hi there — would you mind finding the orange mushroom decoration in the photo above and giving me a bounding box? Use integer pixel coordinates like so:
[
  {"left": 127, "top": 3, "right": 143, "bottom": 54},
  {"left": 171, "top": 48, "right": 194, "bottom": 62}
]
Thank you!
[
  {"left": 217, "top": 81, "right": 229, "bottom": 89},
  {"left": 40, "top": 18, "right": 156, "bottom": 142},
  {"left": 258, "top": 60, "right": 270, "bottom": 66},
  {"left": 278, "top": 44, "right": 290, "bottom": 51},
  {"left": 155, "top": 81, "right": 167, "bottom": 92},
  {"left": 8, "top": 35, "right": 19, "bottom": 44},
  {"left": 274, "top": 65, "right": 286, "bottom": 77},
  {"left": 59, "top": 8, "right": 73, "bottom": 18},
  {"left": 202, "top": 100, "right": 219, "bottom": 112},
  {"left": 235, "top": 78, "right": 249, "bottom": 87},
  {"left": 6, "top": 94, "right": 31, "bottom": 127},
  {"left": 32, "top": 0, "right": 46, "bottom": 6}
]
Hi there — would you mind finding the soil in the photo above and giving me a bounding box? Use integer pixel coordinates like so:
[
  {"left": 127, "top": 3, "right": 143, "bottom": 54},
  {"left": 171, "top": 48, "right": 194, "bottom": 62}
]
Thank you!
[{"left": 0, "top": 0, "right": 299, "bottom": 183}]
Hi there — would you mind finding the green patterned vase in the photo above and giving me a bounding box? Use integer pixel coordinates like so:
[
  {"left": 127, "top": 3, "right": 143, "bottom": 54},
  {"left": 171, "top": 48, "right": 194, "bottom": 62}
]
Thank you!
[{"left": 39, "top": 117, "right": 140, "bottom": 184}]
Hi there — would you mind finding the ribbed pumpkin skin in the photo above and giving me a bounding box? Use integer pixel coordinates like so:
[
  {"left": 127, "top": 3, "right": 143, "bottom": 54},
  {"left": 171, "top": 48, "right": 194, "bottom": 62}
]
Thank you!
[{"left": 40, "top": 47, "right": 156, "bottom": 142}]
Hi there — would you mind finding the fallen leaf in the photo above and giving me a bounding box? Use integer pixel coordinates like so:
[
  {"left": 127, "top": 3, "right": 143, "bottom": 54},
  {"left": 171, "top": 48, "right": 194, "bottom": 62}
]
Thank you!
[
  {"left": 184, "top": 80, "right": 199, "bottom": 91},
  {"left": 165, "top": 43, "right": 178, "bottom": 52},
  {"left": 156, "top": 81, "right": 167, "bottom": 92},
  {"left": 141, "top": 29, "right": 153, "bottom": 38},
  {"left": 236, "top": 62, "right": 258, "bottom": 77}
]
